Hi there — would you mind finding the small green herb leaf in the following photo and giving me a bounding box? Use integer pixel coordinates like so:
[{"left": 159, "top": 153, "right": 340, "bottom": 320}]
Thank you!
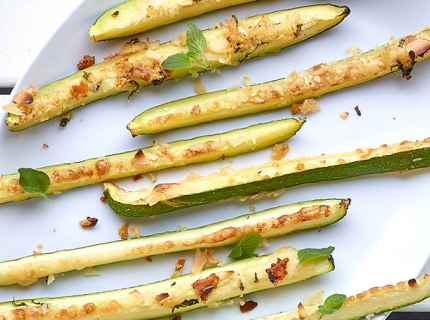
[
  {"left": 318, "top": 293, "right": 346, "bottom": 314},
  {"left": 186, "top": 22, "right": 207, "bottom": 53},
  {"left": 297, "top": 246, "right": 335, "bottom": 265},
  {"left": 228, "top": 233, "right": 262, "bottom": 260},
  {"left": 187, "top": 51, "right": 209, "bottom": 69},
  {"left": 18, "top": 168, "right": 50, "bottom": 201},
  {"left": 161, "top": 53, "right": 192, "bottom": 70}
]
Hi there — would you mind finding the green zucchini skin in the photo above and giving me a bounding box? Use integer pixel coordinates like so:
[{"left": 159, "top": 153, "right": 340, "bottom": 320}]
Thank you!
[
  {"left": 0, "top": 246, "right": 335, "bottom": 319},
  {"left": 128, "top": 27, "right": 430, "bottom": 134},
  {"left": 104, "top": 138, "right": 430, "bottom": 217},
  {"left": 4, "top": 4, "right": 350, "bottom": 132},
  {"left": 255, "top": 273, "right": 430, "bottom": 320},
  {"left": 0, "top": 198, "right": 347, "bottom": 286},
  {"left": 0, "top": 118, "right": 303, "bottom": 205},
  {"left": 89, "top": 0, "right": 259, "bottom": 42}
]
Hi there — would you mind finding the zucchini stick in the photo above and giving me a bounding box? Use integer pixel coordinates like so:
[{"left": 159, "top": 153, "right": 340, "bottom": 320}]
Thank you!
[
  {"left": 104, "top": 137, "right": 430, "bottom": 217},
  {"left": 128, "top": 27, "right": 430, "bottom": 135},
  {"left": 0, "top": 198, "right": 348, "bottom": 286},
  {"left": 4, "top": 4, "right": 349, "bottom": 132},
  {"left": 0, "top": 246, "right": 335, "bottom": 320},
  {"left": 255, "top": 273, "right": 430, "bottom": 320},
  {"left": 89, "top": 0, "right": 259, "bottom": 41},
  {"left": 0, "top": 118, "right": 303, "bottom": 205}
]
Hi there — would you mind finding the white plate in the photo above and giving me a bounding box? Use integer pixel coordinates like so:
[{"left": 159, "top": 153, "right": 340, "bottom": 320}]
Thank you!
[{"left": 1, "top": 0, "right": 430, "bottom": 319}]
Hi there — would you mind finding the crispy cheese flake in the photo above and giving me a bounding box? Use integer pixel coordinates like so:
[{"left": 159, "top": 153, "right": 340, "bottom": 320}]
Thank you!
[
  {"left": 243, "top": 76, "right": 252, "bottom": 86},
  {"left": 84, "top": 267, "right": 101, "bottom": 276},
  {"left": 13, "top": 90, "right": 33, "bottom": 104},
  {"left": 2, "top": 103, "right": 23, "bottom": 115},
  {"left": 172, "top": 259, "right": 186, "bottom": 277},
  {"left": 46, "top": 274, "right": 55, "bottom": 286},
  {"left": 191, "top": 249, "right": 219, "bottom": 274},
  {"left": 194, "top": 78, "right": 207, "bottom": 94},
  {"left": 132, "top": 149, "right": 150, "bottom": 167},
  {"left": 192, "top": 273, "right": 220, "bottom": 301},
  {"left": 266, "top": 257, "right": 289, "bottom": 287},
  {"left": 129, "top": 226, "right": 141, "bottom": 238},
  {"left": 291, "top": 98, "right": 320, "bottom": 115}
]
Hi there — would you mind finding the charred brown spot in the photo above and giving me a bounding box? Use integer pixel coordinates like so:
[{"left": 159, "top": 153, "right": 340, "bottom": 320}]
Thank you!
[
  {"left": 172, "top": 299, "right": 199, "bottom": 312},
  {"left": 153, "top": 183, "right": 178, "bottom": 193},
  {"left": 95, "top": 158, "right": 111, "bottom": 176},
  {"left": 192, "top": 273, "right": 220, "bottom": 301},
  {"left": 133, "top": 174, "right": 143, "bottom": 181},
  {"left": 12, "top": 309, "right": 27, "bottom": 318},
  {"left": 266, "top": 257, "right": 289, "bottom": 287},
  {"left": 184, "top": 141, "right": 217, "bottom": 157},
  {"left": 111, "top": 10, "right": 119, "bottom": 17},
  {"left": 294, "top": 24, "right": 302, "bottom": 37},
  {"left": 80, "top": 303, "right": 96, "bottom": 316},
  {"left": 408, "top": 278, "right": 418, "bottom": 288},
  {"left": 155, "top": 292, "right": 169, "bottom": 302},
  {"left": 396, "top": 59, "right": 415, "bottom": 80},
  {"left": 240, "top": 300, "right": 258, "bottom": 313},
  {"left": 239, "top": 280, "right": 245, "bottom": 291}
]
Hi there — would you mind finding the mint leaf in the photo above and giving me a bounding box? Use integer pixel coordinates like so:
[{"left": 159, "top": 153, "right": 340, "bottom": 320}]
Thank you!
[
  {"left": 161, "top": 53, "right": 192, "bottom": 70},
  {"left": 187, "top": 51, "right": 209, "bottom": 69},
  {"left": 186, "top": 22, "right": 207, "bottom": 53},
  {"left": 297, "top": 246, "right": 335, "bottom": 265},
  {"left": 228, "top": 233, "right": 262, "bottom": 260},
  {"left": 318, "top": 293, "right": 346, "bottom": 314},
  {"left": 18, "top": 168, "right": 50, "bottom": 201}
]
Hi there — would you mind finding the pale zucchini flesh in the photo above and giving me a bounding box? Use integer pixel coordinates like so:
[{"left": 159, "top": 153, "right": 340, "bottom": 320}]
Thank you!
[
  {"left": 4, "top": 4, "right": 350, "bottom": 132},
  {"left": 104, "top": 137, "right": 430, "bottom": 217},
  {"left": 0, "top": 246, "right": 335, "bottom": 320},
  {"left": 0, "top": 118, "right": 303, "bottom": 205},
  {"left": 89, "top": 0, "right": 259, "bottom": 42},
  {"left": 0, "top": 198, "right": 348, "bottom": 286},
  {"left": 255, "top": 273, "right": 430, "bottom": 320},
  {"left": 128, "top": 27, "right": 430, "bottom": 134}
]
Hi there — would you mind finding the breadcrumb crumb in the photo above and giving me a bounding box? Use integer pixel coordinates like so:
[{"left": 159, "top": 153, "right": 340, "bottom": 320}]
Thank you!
[
  {"left": 291, "top": 98, "right": 320, "bottom": 115},
  {"left": 271, "top": 142, "right": 290, "bottom": 160},
  {"left": 340, "top": 111, "right": 349, "bottom": 119}
]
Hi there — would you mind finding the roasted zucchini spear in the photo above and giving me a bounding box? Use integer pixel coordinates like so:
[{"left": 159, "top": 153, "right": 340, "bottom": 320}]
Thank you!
[
  {"left": 0, "top": 246, "right": 335, "bottom": 319},
  {"left": 0, "top": 118, "right": 303, "bottom": 205},
  {"left": 127, "top": 27, "right": 430, "bottom": 135},
  {"left": 104, "top": 137, "right": 430, "bottom": 217},
  {"left": 0, "top": 198, "right": 348, "bottom": 286},
  {"left": 255, "top": 273, "right": 430, "bottom": 320},
  {"left": 89, "top": 0, "right": 259, "bottom": 41},
  {"left": 3, "top": 4, "right": 350, "bottom": 132}
]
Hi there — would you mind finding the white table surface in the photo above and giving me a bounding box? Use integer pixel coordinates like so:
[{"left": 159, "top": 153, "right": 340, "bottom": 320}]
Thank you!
[{"left": 1, "top": 0, "right": 429, "bottom": 315}]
